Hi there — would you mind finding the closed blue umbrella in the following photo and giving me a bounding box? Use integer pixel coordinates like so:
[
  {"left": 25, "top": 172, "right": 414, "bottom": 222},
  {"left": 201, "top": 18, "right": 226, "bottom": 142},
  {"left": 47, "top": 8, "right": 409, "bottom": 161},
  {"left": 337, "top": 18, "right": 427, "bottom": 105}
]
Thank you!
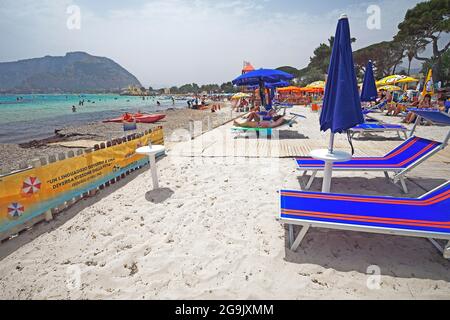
[
  {"left": 360, "top": 60, "right": 378, "bottom": 102},
  {"left": 233, "top": 69, "right": 293, "bottom": 108},
  {"left": 315, "top": 14, "right": 364, "bottom": 193},
  {"left": 320, "top": 16, "right": 364, "bottom": 134}
]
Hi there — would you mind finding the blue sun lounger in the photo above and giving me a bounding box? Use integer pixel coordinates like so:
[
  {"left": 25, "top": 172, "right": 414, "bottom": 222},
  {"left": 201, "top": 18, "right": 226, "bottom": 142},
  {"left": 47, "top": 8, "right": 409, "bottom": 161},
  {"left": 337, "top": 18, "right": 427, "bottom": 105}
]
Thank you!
[
  {"left": 350, "top": 123, "right": 409, "bottom": 140},
  {"left": 232, "top": 113, "right": 305, "bottom": 138},
  {"left": 280, "top": 182, "right": 450, "bottom": 258},
  {"left": 363, "top": 101, "right": 387, "bottom": 113},
  {"left": 409, "top": 108, "right": 450, "bottom": 136},
  {"left": 298, "top": 136, "right": 446, "bottom": 193}
]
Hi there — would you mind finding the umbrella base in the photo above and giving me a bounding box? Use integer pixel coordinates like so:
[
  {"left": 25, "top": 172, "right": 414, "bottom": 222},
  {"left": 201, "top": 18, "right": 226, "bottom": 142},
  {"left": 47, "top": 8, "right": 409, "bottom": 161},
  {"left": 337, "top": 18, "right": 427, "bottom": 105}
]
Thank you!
[{"left": 310, "top": 149, "right": 352, "bottom": 193}]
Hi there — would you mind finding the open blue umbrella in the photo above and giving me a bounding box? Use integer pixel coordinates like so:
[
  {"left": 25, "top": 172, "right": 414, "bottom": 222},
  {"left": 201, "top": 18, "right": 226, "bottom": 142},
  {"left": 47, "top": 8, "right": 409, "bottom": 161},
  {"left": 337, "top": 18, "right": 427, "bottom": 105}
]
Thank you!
[
  {"left": 233, "top": 69, "right": 293, "bottom": 108},
  {"left": 314, "top": 14, "right": 364, "bottom": 193},
  {"left": 360, "top": 60, "right": 378, "bottom": 102},
  {"left": 233, "top": 69, "right": 294, "bottom": 87},
  {"left": 246, "top": 80, "right": 290, "bottom": 91}
]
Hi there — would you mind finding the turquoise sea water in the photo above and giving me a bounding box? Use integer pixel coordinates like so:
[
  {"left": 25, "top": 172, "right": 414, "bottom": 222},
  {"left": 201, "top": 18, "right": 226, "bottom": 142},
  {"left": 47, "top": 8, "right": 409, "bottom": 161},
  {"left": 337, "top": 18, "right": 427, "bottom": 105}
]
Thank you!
[{"left": 0, "top": 94, "right": 187, "bottom": 143}]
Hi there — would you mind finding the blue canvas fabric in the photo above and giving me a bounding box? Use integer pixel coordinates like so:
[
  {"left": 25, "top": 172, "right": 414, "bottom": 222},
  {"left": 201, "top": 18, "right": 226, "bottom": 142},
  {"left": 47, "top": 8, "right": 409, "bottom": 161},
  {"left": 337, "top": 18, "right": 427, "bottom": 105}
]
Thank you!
[
  {"left": 233, "top": 70, "right": 293, "bottom": 109},
  {"left": 361, "top": 61, "right": 378, "bottom": 102},
  {"left": 408, "top": 108, "right": 450, "bottom": 125},
  {"left": 352, "top": 123, "right": 406, "bottom": 130},
  {"left": 280, "top": 182, "right": 450, "bottom": 234},
  {"left": 296, "top": 137, "right": 442, "bottom": 169},
  {"left": 320, "top": 16, "right": 364, "bottom": 133},
  {"left": 232, "top": 69, "right": 293, "bottom": 87}
]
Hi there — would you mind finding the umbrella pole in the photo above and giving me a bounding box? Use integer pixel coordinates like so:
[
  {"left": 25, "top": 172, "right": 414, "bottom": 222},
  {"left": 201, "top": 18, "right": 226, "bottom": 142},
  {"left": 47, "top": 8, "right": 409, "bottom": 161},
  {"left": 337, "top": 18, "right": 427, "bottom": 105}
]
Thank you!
[
  {"left": 322, "top": 133, "right": 335, "bottom": 193},
  {"left": 259, "top": 80, "right": 266, "bottom": 109},
  {"left": 328, "top": 133, "right": 335, "bottom": 154}
]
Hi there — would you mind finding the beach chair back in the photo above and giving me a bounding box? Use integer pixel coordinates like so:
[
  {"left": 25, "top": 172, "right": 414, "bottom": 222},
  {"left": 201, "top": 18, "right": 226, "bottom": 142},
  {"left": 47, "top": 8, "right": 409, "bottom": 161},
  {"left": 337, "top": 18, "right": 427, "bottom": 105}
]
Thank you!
[
  {"left": 383, "top": 136, "right": 442, "bottom": 169},
  {"left": 419, "top": 181, "right": 450, "bottom": 201}
]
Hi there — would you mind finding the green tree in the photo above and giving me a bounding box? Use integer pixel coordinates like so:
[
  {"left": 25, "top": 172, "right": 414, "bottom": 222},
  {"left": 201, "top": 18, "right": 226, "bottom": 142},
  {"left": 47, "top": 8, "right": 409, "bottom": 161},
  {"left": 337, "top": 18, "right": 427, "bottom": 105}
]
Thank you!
[
  {"left": 200, "top": 84, "right": 221, "bottom": 93},
  {"left": 177, "top": 83, "right": 200, "bottom": 94},
  {"left": 354, "top": 41, "right": 405, "bottom": 79},
  {"left": 309, "top": 38, "right": 334, "bottom": 74},
  {"left": 220, "top": 82, "right": 238, "bottom": 93},
  {"left": 395, "top": 35, "right": 427, "bottom": 76},
  {"left": 295, "top": 36, "right": 356, "bottom": 83},
  {"left": 421, "top": 49, "right": 450, "bottom": 86},
  {"left": 308, "top": 37, "right": 356, "bottom": 74},
  {"left": 298, "top": 67, "right": 325, "bottom": 86},
  {"left": 276, "top": 66, "right": 300, "bottom": 78},
  {"left": 396, "top": 0, "right": 450, "bottom": 81}
]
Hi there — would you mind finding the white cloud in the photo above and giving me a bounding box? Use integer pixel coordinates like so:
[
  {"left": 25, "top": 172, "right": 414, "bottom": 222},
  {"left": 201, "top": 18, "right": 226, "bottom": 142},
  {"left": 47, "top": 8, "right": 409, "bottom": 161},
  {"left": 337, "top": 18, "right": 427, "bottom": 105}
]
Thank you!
[{"left": 0, "top": 0, "right": 427, "bottom": 87}]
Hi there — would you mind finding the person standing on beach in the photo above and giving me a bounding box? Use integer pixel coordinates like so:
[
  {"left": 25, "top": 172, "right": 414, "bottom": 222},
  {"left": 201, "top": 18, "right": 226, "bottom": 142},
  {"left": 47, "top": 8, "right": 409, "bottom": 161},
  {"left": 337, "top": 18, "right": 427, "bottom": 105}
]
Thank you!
[
  {"left": 72, "top": 105, "right": 77, "bottom": 112},
  {"left": 172, "top": 97, "right": 175, "bottom": 106},
  {"left": 157, "top": 101, "right": 161, "bottom": 107}
]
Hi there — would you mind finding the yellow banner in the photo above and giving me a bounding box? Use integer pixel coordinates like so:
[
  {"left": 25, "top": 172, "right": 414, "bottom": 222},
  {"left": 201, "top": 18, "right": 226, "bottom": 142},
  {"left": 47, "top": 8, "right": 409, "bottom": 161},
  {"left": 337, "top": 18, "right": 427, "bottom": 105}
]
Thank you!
[{"left": 0, "top": 128, "right": 164, "bottom": 234}]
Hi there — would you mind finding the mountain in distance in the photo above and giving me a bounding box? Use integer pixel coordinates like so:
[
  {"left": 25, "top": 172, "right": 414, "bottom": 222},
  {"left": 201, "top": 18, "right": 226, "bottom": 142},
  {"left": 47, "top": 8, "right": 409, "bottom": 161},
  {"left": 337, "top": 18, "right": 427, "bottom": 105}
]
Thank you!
[
  {"left": 0, "top": 52, "right": 142, "bottom": 93},
  {"left": 276, "top": 66, "right": 302, "bottom": 79}
]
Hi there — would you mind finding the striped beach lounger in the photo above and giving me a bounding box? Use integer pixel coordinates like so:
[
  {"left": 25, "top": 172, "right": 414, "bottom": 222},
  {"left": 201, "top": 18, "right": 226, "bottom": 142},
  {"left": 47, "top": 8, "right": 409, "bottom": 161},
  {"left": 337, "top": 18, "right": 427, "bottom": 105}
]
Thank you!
[
  {"left": 297, "top": 136, "right": 445, "bottom": 193},
  {"left": 232, "top": 113, "right": 305, "bottom": 138},
  {"left": 280, "top": 182, "right": 450, "bottom": 258}
]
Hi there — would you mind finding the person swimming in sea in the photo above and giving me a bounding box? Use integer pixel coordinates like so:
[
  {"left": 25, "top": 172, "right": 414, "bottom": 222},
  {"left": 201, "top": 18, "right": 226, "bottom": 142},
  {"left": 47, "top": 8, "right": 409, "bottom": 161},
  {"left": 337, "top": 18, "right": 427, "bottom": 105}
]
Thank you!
[{"left": 157, "top": 101, "right": 161, "bottom": 107}]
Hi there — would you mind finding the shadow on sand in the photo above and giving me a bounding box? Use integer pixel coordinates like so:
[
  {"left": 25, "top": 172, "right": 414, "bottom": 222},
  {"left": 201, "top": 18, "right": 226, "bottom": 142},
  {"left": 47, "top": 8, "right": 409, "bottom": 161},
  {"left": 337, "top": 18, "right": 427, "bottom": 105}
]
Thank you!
[
  {"left": 352, "top": 133, "right": 407, "bottom": 142},
  {"left": 0, "top": 166, "right": 152, "bottom": 262},
  {"left": 145, "top": 188, "right": 174, "bottom": 204}
]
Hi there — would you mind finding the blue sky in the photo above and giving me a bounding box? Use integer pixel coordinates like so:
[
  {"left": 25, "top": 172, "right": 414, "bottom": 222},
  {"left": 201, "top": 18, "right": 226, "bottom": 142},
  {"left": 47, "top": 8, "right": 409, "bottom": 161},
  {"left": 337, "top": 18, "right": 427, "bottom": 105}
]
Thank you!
[{"left": 0, "top": 0, "right": 429, "bottom": 87}]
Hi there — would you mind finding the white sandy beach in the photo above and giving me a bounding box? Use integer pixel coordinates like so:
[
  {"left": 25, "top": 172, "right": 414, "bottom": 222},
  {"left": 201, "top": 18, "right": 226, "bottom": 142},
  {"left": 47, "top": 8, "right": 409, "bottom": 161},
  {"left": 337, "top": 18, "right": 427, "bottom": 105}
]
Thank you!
[{"left": 1, "top": 105, "right": 450, "bottom": 300}]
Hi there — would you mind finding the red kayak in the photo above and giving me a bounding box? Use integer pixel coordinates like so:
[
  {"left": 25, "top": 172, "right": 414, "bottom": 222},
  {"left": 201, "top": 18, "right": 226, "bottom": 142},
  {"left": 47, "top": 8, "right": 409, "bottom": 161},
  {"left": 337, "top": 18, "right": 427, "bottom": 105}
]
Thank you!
[{"left": 104, "top": 113, "right": 166, "bottom": 124}]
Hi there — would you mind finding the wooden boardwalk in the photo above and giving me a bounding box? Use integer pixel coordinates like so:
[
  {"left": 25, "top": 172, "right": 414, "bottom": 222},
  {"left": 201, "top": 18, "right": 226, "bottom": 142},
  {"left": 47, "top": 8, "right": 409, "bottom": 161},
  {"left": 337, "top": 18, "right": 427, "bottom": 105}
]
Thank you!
[{"left": 168, "top": 107, "right": 450, "bottom": 186}]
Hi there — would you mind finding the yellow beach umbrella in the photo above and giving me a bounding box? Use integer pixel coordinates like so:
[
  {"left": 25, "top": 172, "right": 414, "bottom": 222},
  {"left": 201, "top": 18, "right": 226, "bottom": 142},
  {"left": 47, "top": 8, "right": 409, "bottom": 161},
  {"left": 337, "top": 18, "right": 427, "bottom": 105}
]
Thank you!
[
  {"left": 378, "top": 85, "right": 402, "bottom": 92},
  {"left": 231, "top": 92, "right": 251, "bottom": 100},
  {"left": 422, "top": 69, "right": 434, "bottom": 97},
  {"left": 306, "top": 81, "right": 326, "bottom": 89},
  {"left": 376, "top": 75, "right": 418, "bottom": 87}
]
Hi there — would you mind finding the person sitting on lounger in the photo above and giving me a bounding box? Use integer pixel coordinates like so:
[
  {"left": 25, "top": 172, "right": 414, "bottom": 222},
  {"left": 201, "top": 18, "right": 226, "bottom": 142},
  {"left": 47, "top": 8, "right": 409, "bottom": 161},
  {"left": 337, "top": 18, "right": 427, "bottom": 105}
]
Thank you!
[
  {"left": 437, "top": 97, "right": 449, "bottom": 113},
  {"left": 403, "top": 94, "right": 432, "bottom": 124},
  {"left": 386, "top": 102, "right": 409, "bottom": 117},
  {"left": 246, "top": 108, "right": 277, "bottom": 122},
  {"left": 234, "top": 115, "right": 285, "bottom": 129},
  {"left": 376, "top": 89, "right": 387, "bottom": 104}
]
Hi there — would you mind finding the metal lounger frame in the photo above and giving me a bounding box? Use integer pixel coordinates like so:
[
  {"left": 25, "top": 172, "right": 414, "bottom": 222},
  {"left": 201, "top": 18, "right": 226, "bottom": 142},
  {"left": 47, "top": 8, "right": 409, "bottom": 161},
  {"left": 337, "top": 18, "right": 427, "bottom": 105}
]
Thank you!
[
  {"left": 232, "top": 113, "right": 304, "bottom": 139},
  {"left": 280, "top": 183, "right": 450, "bottom": 259},
  {"left": 350, "top": 126, "right": 408, "bottom": 140}
]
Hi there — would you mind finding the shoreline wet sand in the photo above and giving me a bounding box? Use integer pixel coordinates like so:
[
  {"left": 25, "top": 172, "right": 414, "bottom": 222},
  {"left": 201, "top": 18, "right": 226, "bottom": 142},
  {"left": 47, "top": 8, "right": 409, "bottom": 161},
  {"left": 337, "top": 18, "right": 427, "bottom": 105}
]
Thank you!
[{"left": 0, "top": 103, "right": 238, "bottom": 173}]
